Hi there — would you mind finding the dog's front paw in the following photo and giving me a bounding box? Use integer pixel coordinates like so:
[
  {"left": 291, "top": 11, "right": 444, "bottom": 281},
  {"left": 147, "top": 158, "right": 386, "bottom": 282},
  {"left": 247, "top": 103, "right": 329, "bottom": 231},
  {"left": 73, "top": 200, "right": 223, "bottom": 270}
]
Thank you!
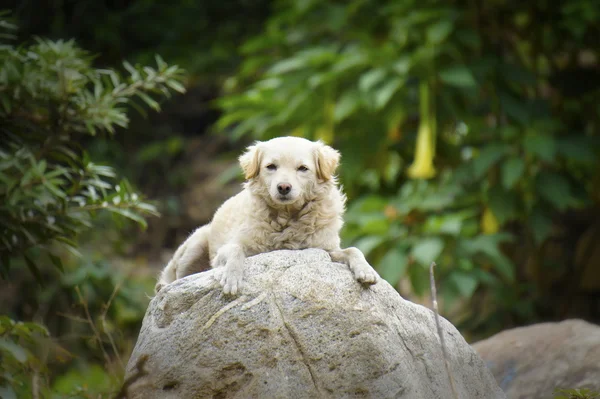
[
  {"left": 352, "top": 262, "right": 379, "bottom": 285},
  {"left": 211, "top": 251, "right": 228, "bottom": 268},
  {"left": 219, "top": 267, "right": 244, "bottom": 295}
]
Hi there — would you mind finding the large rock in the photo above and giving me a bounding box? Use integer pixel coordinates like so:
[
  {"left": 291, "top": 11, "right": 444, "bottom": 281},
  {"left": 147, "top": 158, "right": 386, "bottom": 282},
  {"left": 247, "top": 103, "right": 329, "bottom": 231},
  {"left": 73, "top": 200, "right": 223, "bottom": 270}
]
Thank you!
[
  {"left": 125, "top": 249, "right": 505, "bottom": 398},
  {"left": 473, "top": 319, "right": 600, "bottom": 399}
]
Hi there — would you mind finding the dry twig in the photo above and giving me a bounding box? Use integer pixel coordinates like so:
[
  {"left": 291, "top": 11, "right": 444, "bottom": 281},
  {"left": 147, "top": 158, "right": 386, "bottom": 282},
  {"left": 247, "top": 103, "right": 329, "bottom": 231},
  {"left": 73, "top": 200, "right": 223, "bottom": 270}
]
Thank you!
[
  {"left": 101, "top": 280, "right": 125, "bottom": 372},
  {"left": 75, "top": 286, "right": 113, "bottom": 372}
]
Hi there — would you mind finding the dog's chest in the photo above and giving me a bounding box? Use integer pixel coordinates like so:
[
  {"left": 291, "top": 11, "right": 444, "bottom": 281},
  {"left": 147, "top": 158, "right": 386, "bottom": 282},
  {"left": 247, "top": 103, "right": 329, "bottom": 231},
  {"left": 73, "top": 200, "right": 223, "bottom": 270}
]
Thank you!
[
  {"left": 250, "top": 212, "right": 319, "bottom": 252},
  {"left": 270, "top": 215, "right": 315, "bottom": 248}
]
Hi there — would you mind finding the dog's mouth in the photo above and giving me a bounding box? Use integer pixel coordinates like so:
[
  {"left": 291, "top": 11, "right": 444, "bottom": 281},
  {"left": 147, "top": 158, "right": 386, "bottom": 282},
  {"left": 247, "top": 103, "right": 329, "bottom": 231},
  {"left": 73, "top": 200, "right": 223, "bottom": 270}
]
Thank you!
[
  {"left": 272, "top": 191, "right": 302, "bottom": 205},
  {"left": 275, "top": 194, "right": 294, "bottom": 203}
]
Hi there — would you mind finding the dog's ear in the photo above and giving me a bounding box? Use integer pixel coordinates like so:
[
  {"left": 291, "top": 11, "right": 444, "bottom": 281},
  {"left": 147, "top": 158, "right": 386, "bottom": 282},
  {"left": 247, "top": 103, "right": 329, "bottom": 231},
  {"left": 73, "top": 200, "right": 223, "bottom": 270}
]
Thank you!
[
  {"left": 239, "top": 143, "right": 263, "bottom": 179},
  {"left": 314, "top": 141, "right": 340, "bottom": 181}
]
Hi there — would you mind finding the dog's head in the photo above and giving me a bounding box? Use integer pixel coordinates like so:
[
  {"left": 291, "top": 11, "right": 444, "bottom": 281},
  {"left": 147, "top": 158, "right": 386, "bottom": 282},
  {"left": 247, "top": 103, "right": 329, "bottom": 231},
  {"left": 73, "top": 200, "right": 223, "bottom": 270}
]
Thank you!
[{"left": 239, "top": 136, "right": 340, "bottom": 207}]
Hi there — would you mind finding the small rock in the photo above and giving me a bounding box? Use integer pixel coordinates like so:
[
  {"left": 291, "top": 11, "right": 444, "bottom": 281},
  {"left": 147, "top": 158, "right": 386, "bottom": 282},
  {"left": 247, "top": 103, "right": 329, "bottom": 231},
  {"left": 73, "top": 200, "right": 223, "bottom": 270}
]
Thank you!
[{"left": 473, "top": 319, "right": 600, "bottom": 399}]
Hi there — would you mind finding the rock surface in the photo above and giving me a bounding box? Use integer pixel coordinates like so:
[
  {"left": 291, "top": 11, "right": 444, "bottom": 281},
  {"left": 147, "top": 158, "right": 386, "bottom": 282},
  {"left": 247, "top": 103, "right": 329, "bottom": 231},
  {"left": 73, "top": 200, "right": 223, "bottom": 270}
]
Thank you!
[
  {"left": 125, "top": 249, "right": 505, "bottom": 398},
  {"left": 473, "top": 319, "right": 600, "bottom": 399}
]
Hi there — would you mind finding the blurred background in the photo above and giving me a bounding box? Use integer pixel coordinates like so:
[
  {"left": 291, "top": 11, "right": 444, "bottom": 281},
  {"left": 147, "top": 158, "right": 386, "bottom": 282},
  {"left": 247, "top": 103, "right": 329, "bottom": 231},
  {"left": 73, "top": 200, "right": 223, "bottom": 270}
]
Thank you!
[{"left": 0, "top": 0, "right": 599, "bottom": 397}]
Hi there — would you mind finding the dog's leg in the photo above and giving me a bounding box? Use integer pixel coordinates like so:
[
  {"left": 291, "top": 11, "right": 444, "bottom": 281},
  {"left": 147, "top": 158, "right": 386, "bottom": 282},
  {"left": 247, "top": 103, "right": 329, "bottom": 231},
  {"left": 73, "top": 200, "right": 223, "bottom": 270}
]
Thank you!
[
  {"left": 212, "top": 243, "right": 245, "bottom": 295},
  {"left": 155, "top": 225, "right": 211, "bottom": 293},
  {"left": 329, "top": 247, "right": 379, "bottom": 284},
  {"left": 175, "top": 225, "right": 211, "bottom": 279}
]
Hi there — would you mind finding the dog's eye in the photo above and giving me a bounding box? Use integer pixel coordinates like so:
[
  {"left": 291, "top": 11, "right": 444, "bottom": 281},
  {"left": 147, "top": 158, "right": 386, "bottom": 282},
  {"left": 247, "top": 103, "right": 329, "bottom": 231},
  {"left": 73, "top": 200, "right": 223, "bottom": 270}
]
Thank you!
[
  {"left": 266, "top": 164, "right": 277, "bottom": 171},
  {"left": 297, "top": 166, "right": 309, "bottom": 172}
]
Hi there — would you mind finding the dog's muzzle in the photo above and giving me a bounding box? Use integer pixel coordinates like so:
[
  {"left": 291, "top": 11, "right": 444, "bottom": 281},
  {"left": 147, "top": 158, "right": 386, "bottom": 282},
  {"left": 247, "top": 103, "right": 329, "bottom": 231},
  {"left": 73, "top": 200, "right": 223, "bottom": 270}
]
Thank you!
[{"left": 277, "top": 183, "right": 292, "bottom": 195}]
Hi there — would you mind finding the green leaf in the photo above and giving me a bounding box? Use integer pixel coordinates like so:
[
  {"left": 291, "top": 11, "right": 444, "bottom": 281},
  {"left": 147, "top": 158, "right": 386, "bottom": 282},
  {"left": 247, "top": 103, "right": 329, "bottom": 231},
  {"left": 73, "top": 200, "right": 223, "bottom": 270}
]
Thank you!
[
  {"left": 392, "top": 56, "right": 411, "bottom": 75},
  {"left": 427, "top": 20, "right": 454, "bottom": 44},
  {"left": 332, "top": 50, "right": 368, "bottom": 73},
  {"left": 361, "top": 218, "right": 390, "bottom": 235},
  {"left": 134, "top": 202, "right": 160, "bottom": 216},
  {"left": 23, "top": 255, "right": 44, "bottom": 286},
  {"left": 384, "top": 151, "right": 402, "bottom": 184},
  {"left": 470, "top": 268, "right": 498, "bottom": 286},
  {"left": 106, "top": 207, "right": 148, "bottom": 229},
  {"left": 18, "top": 321, "right": 49, "bottom": 336},
  {"left": 378, "top": 247, "right": 408, "bottom": 285},
  {"left": 268, "top": 57, "right": 306, "bottom": 75},
  {"left": 490, "top": 254, "right": 515, "bottom": 282},
  {"left": 42, "top": 179, "right": 66, "bottom": 198},
  {"left": 334, "top": 90, "right": 360, "bottom": 122},
  {"left": 501, "top": 157, "right": 525, "bottom": 189},
  {"left": 488, "top": 186, "right": 518, "bottom": 224},
  {"left": 48, "top": 253, "right": 64, "bottom": 273},
  {"left": 374, "top": 78, "right": 403, "bottom": 110},
  {"left": 123, "top": 61, "right": 139, "bottom": 79},
  {"left": 155, "top": 54, "right": 167, "bottom": 70},
  {"left": 423, "top": 211, "right": 475, "bottom": 236},
  {"left": 411, "top": 237, "right": 444, "bottom": 266},
  {"left": 460, "top": 235, "right": 515, "bottom": 281},
  {"left": 408, "top": 264, "right": 430, "bottom": 297},
  {"left": 557, "top": 137, "right": 597, "bottom": 162},
  {"left": 137, "top": 92, "right": 160, "bottom": 111},
  {"left": 353, "top": 236, "right": 386, "bottom": 257},
  {"left": 499, "top": 92, "right": 529, "bottom": 124},
  {"left": 359, "top": 68, "right": 387, "bottom": 92},
  {"left": 524, "top": 134, "right": 556, "bottom": 162},
  {"left": 530, "top": 208, "right": 553, "bottom": 244},
  {"left": 472, "top": 144, "right": 507, "bottom": 179},
  {"left": 439, "top": 66, "right": 477, "bottom": 88},
  {"left": 448, "top": 270, "right": 479, "bottom": 298},
  {"left": 0, "top": 338, "right": 28, "bottom": 363},
  {"left": 352, "top": 195, "right": 387, "bottom": 212},
  {"left": 166, "top": 79, "right": 186, "bottom": 94},
  {"left": 456, "top": 29, "right": 481, "bottom": 48},
  {"left": 536, "top": 172, "right": 572, "bottom": 210},
  {"left": 52, "top": 364, "right": 114, "bottom": 395}
]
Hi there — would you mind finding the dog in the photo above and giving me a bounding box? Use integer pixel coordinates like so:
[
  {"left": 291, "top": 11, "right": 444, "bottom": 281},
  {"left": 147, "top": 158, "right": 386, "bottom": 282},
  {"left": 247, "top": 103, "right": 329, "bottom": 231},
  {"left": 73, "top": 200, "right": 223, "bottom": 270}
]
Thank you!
[{"left": 156, "top": 136, "right": 379, "bottom": 294}]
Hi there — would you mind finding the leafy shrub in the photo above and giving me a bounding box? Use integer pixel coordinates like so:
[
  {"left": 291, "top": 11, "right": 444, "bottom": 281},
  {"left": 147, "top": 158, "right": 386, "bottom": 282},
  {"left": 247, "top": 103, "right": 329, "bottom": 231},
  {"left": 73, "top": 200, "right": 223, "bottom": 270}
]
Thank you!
[
  {"left": 216, "top": 0, "right": 599, "bottom": 334},
  {"left": 0, "top": 14, "right": 185, "bottom": 396},
  {"left": 0, "top": 317, "right": 49, "bottom": 399},
  {"left": 0, "top": 15, "right": 184, "bottom": 275}
]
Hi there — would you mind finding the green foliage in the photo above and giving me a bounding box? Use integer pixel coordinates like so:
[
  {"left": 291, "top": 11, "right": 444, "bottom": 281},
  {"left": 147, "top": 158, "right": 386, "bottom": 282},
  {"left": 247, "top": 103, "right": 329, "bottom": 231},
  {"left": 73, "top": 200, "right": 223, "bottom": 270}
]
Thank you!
[
  {"left": 0, "top": 20, "right": 185, "bottom": 280},
  {"left": 217, "top": 0, "right": 600, "bottom": 333},
  {"left": 0, "top": 0, "right": 598, "bottom": 393},
  {"left": 555, "top": 388, "right": 600, "bottom": 399},
  {"left": 0, "top": 256, "right": 154, "bottom": 398},
  {"left": 0, "top": 317, "right": 49, "bottom": 399},
  {"left": 0, "top": 14, "right": 184, "bottom": 397},
  {"left": 51, "top": 364, "right": 118, "bottom": 398},
  {"left": 10, "top": 0, "right": 270, "bottom": 78},
  {"left": 43, "top": 257, "right": 155, "bottom": 398}
]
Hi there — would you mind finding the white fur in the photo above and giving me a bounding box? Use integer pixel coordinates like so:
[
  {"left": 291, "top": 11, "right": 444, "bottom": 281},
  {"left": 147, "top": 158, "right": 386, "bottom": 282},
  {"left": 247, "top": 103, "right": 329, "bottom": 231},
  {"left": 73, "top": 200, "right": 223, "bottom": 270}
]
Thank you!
[{"left": 156, "top": 136, "right": 379, "bottom": 295}]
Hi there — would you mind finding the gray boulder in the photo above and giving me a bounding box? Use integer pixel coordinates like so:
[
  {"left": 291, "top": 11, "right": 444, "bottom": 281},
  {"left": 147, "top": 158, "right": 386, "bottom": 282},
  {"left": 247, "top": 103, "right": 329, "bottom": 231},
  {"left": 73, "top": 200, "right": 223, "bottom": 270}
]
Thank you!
[
  {"left": 124, "top": 249, "right": 505, "bottom": 398},
  {"left": 473, "top": 319, "right": 600, "bottom": 399}
]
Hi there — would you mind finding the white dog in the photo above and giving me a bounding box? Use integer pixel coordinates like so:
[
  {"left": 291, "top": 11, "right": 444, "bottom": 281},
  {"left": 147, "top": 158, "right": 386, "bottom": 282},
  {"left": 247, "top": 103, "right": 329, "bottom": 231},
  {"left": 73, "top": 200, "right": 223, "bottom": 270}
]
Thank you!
[{"left": 156, "top": 136, "right": 379, "bottom": 294}]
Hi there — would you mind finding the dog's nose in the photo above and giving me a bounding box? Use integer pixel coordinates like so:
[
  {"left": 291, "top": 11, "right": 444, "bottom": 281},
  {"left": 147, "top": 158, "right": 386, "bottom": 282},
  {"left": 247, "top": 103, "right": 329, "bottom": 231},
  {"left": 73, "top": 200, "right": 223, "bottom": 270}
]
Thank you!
[{"left": 277, "top": 183, "right": 292, "bottom": 195}]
